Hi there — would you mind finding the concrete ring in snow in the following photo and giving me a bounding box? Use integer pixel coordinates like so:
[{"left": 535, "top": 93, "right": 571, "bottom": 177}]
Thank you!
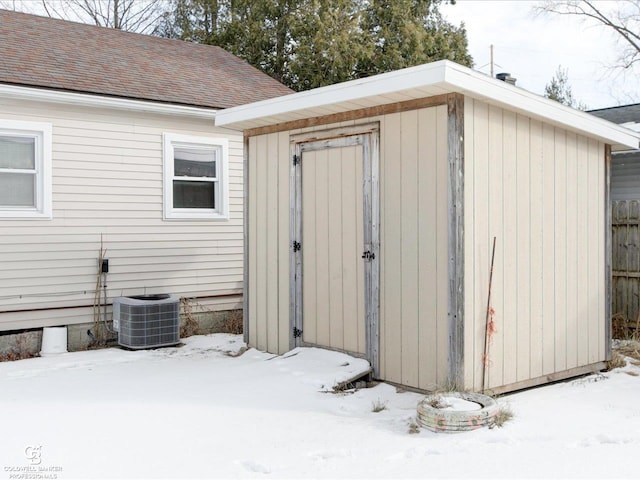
[{"left": 416, "top": 392, "right": 498, "bottom": 433}]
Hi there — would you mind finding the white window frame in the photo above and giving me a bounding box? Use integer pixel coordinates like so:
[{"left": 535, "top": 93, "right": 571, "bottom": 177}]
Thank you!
[
  {"left": 163, "top": 133, "right": 229, "bottom": 220},
  {"left": 0, "top": 120, "right": 52, "bottom": 220}
]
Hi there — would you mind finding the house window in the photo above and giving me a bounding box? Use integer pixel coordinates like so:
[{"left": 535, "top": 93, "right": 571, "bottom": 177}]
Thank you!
[
  {"left": 163, "top": 133, "right": 229, "bottom": 220},
  {"left": 0, "top": 120, "right": 52, "bottom": 219}
]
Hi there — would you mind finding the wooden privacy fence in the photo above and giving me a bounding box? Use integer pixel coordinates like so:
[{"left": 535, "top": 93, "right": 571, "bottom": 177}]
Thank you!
[{"left": 612, "top": 200, "right": 640, "bottom": 335}]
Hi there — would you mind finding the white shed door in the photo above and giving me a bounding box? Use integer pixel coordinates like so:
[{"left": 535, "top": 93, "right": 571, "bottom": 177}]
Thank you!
[{"left": 291, "top": 126, "right": 379, "bottom": 373}]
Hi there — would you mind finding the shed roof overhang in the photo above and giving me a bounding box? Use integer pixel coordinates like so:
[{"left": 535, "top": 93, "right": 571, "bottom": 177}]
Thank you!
[{"left": 215, "top": 60, "right": 640, "bottom": 152}]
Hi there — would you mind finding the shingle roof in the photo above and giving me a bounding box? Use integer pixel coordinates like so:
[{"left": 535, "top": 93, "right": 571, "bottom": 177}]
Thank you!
[
  {"left": 0, "top": 9, "right": 293, "bottom": 109},
  {"left": 589, "top": 104, "right": 640, "bottom": 125}
]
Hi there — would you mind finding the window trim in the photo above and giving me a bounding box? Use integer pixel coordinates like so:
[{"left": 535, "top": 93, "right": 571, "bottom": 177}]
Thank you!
[
  {"left": 0, "top": 120, "right": 52, "bottom": 220},
  {"left": 163, "top": 133, "right": 229, "bottom": 220}
]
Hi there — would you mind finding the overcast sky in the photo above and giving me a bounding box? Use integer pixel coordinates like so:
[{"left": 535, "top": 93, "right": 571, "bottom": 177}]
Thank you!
[{"left": 441, "top": 0, "right": 640, "bottom": 110}]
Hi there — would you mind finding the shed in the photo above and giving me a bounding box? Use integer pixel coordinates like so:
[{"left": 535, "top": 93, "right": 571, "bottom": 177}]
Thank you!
[{"left": 216, "top": 60, "right": 640, "bottom": 394}]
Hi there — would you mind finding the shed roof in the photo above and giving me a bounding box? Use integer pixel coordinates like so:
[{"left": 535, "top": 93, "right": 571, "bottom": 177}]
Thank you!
[
  {"left": 0, "top": 9, "right": 293, "bottom": 109},
  {"left": 215, "top": 60, "right": 639, "bottom": 152}
]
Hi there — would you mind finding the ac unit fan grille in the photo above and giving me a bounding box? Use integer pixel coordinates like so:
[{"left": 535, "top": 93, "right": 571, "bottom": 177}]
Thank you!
[{"left": 114, "top": 296, "right": 180, "bottom": 349}]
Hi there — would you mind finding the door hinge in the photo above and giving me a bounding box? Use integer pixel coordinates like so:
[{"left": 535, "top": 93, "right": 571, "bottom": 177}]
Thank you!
[
  {"left": 293, "top": 241, "right": 301, "bottom": 252},
  {"left": 293, "top": 154, "right": 300, "bottom": 166},
  {"left": 361, "top": 250, "right": 375, "bottom": 260},
  {"left": 293, "top": 327, "right": 303, "bottom": 338}
]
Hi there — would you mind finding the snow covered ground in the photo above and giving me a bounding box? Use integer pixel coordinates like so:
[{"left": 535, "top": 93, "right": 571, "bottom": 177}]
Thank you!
[{"left": 1, "top": 334, "right": 639, "bottom": 479}]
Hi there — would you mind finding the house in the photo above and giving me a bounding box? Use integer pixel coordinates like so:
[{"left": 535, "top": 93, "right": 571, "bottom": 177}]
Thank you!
[
  {"left": 590, "top": 104, "right": 640, "bottom": 201},
  {"left": 216, "top": 60, "right": 640, "bottom": 394},
  {"left": 590, "top": 104, "right": 640, "bottom": 333},
  {"left": 0, "top": 9, "right": 292, "bottom": 352}
]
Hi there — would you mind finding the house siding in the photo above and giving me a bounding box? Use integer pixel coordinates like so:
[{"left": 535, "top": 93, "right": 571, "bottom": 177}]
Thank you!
[
  {"left": 611, "top": 152, "right": 640, "bottom": 201},
  {"left": 0, "top": 97, "right": 243, "bottom": 330},
  {"left": 463, "top": 98, "right": 606, "bottom": 392}
]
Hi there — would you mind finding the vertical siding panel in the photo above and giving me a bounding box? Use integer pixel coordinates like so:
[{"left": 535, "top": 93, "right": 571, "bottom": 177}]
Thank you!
[
  {"left": 383, "top": 112, "right": 403, "bottom": 383},
  {"left": 400, "top": 110, "right": 420, "bottom": 387},
  {"left": 302, "top": 151, "right": 318, "bottom": 345},
  {"left": 266, "top": 133, "right": 279, "bottom": 352},
  {"left": 435, "top": 105, "right": 450, "bottom": 387},
  {"left": 473, "top": 101, "right": 489, "bottom": 391},
  {"left": 342, "top": 145, "right": 359, "bottom": 353},
  {"left": 328, "top": 148, "right": 345, "bottom": 350},
  {"left": 378, "top": 116, "right": 387, "bottom": 380},
  {"left": 278, "top": 131, "right": 290, "bottom": 354},
  {"left": 566, "top": 133, "right": 579, "bottom": 369},
  {"left": 315, "top": 149, "right": 331, "bottom": 347},
  {"left": 487, "top": 105, "right": 504, "bottom": 389},
  {"left": 255, "top": 134, "right": 268, "bottom": 350},
  {"left": 463, "top": 99, "right": 476, "bottom": 389},
  {"left": 587, "top": 139, "right": 601, "bottom": 363},
  {"left": 516, "top": 114, "right": 531, "bottom": 382},
  {"left": 576, "top": 136, "right": 589, "bottom": 366},
  {"left": 542, "top": 124, "right": 556, "bottom": 375},
  {"left": 248, "top": 137, "right": 259, "bottom": 348},
  {"left": 554, "top": 129, "right": 568, "bottom": 372},
  {"left": 599, "top": 145, "right": 606, "bottom": 361},
  {"left": 501, "top": 110, "right": 518, "bottom": 385},
  {"left": 418, "top": 107, "right": 438, "bottom": 389},
  {"left": 529, "top": 119, "right": 544, "bottom": 379},
  {"left": 355, "top": 144, "right": 366, "bottom": 353}
]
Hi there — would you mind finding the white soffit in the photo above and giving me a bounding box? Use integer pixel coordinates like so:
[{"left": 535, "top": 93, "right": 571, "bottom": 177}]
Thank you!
[{"left": 215, "top": 60, "right": 639, "bottom": 152}]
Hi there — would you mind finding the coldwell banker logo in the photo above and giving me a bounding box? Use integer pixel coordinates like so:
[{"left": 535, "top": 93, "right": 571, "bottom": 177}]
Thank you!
[
  {"left": 25, "top": 446, "right": 42, "bottom": 466},
  {"left": 3, "top": 445, "right": 63, "bottom": 479}
]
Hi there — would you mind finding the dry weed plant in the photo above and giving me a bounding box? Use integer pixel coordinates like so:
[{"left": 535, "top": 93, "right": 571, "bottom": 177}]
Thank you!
[
  {"left": 407, "top": 419, "right": 420, "bottom": 434},
  {"left": 223, "top": 310, "right": 243, "bottom": 335},
  {"left": 424, "top": 394, "right": 451, "bottom": 409},
  {"left": 371, "top": 399, "right": 387, "bottom": 412},
  {"left": 0, "top": 335, "right": 38, "bottom": 362},
  {"left": 615, "top": 340, "right": 640, "bottom": 362},
  {"left": 179, "top": 297, "right": 202, "bottom": 338},
  {"left": 606, "top": 351, "right": 627, "bottom": 371},
  {"left": 612, "top": 312, "right": 640, "bottom": 341},
  {"left": 490, "top": 405, "right": 514, "bottom": 429}
]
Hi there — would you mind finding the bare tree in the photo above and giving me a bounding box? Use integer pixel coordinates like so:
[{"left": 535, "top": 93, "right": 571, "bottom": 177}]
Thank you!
[
  {"left": 536, "top": 1, "right": 640, "bottom": 70},
  {"left": 0, "top": 0, "right": 168, "bottom": 34}
]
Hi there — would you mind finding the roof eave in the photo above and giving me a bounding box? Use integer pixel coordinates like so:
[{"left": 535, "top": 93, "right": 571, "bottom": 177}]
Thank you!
[{"left": 0, "top": 83, "right": 218, "bottom": 120}]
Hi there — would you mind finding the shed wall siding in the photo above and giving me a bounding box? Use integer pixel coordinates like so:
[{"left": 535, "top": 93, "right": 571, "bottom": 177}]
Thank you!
[
  {"left": 247, "top": 131, "right": 291, "bottom": 353},
  {"left": 247, "top": 106, "right": 449, "bottom": 391},
  {"left": 463, "top": 98, "right": 606, "bottom": 391},
  {"left": 0, "top": 98, "right": 243, "bottom": 330},
  {"left": 380, "top": 106, "right": 449, "bottom": 390}
]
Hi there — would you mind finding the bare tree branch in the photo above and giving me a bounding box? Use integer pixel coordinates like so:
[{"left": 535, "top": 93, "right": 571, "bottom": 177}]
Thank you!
[
  {"left": 536, "top": 1, "right": 640, "bottom": 70},
  {"left": 1, "top": 0, "right": 169, "bottom": 33}
]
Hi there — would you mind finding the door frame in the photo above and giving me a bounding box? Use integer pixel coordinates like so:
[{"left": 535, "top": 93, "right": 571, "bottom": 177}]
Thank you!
[{"left": 289, "top": 123, "right": 380, "bottom": 376}]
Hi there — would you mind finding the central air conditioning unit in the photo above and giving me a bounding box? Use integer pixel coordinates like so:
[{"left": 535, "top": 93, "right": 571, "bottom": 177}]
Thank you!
[{"left": 112, "top": 294, "right": 180, "bottom": 349}]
